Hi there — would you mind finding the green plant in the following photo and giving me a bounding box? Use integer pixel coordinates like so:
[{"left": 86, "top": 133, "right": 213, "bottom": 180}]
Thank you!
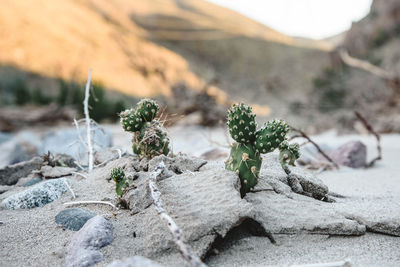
[
  {"left": 13, "top": 79, "right": 31, "bottom": 105},
  {"left": 120, "top": 99, "right": 170, "bottom": 159},
  {"left": 110, "top": 167, "right": 129, "bottom": 198},
  {"left": 225, "top": 103, "right": 300, "bottom": 197}
]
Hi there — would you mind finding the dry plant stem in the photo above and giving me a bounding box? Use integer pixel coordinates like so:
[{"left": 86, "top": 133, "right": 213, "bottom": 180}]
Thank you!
[
  {"left": 84, "top": 68, "right": 94, "bottom": 172},
  {"left": 63, "top": 180, "right": 76, "bottom": 199},
  {"left": 290, "top": 126, "right": 339, "bottom": 169},
  {"left": 149, "top": 162, "right": 207, "bottom": 267},
  {"left": 354, "top": 111, "right": 382, "bottom": 168},
  {"left": 64, "top": 200, "right": 116, "bottom": 209},
  {"left": 339, "top": 49, "right": 392, "bottom": 80}
]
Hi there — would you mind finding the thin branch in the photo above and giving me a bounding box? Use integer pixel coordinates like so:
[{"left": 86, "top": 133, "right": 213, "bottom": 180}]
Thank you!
[
  {"left": 63, "top": 180, "right": 76, "bottom": 199},
  {"left": 84, "top": 69, "right": 94, "bottom": 172},
  {"left": 72, "top": 171, "right": 88, "bottom": 179},
  {"left": 354, "top": 111, "right": 382, "bottom": 168},
  {"left": 290, "top": 126, "right": 339, "bottom": 169},
  {"left": 63, "top": 200, "right": 116, "bottom": 209},
  {"left": 339, "top": 49, "right": 392, "bottom": 80},
  {"left": 149, "top": 162, "right": 207, "bottom": 267},
  {"left": 73, "top": 118, "right": 88, "bottom": 149}
]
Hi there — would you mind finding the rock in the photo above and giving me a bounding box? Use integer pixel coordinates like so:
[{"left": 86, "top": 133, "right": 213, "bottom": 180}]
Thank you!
[
  {"left": 0, "top": 131, "right": 41, "bottom": 168},
  {"left": 107, "top": 256, "right": 162, "bottom": 267},
  {"left": 40, "top": 165, "right": 76, "bottom": 178},
  {"left": 0, "top": 156, "right": 43, "bottom": 185},
  {"left": 116, "top": 161, "right": 253, "bottom": 259},
  {"left": 94, "top": 148, "right": 120, "bottom": 165},
  {"left": 53, "top": 154, "right": 78, "bottom": 168},
  {"left": 321, "top": 141, "right": 367, "bottom": 168},
  {"left": 0, "top": 185, "right": 12, "bottom": 194},
  {"left": 65, "top": 215, "right": 113, "bottom": 267},
  {"left": 20, "top": 177, "right": 42, "bottom": 187},
  {"left": 148, "top": 154, "right": 207, "bottom": 174},
  {"left": 39, "top": 127, "right": 112, "bottom": 162},
  {"left": 246, "top": 191, "right": 366, "bottom": 236},
  {"left": 55, "top": 208, "right": 96, "bottom": 231},
  {"left": 1, "top": 178, "right": 70, "bottom": 209}
]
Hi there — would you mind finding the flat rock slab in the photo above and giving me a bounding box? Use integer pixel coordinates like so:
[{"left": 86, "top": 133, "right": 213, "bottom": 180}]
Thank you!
[
  {"left": 65, "top": 215, "right": 113, "bottom": 267},
  {"left": 1, "top": 178, "right": 70, "bottom": 209},
  {"left": 0, "top": 156, "right": 43, "bottom": 185},
  {"left": 56, "top": 208, "right": 96, "bottom": 231},
  {"left": 107, "top": 256, "right": 163, "bottom": 267},
  {"left": 246, "top": 191, "right": 366, "bottom": 235},
  {"left": 40, "top": 165, "right": 76, "bottom": 178}
]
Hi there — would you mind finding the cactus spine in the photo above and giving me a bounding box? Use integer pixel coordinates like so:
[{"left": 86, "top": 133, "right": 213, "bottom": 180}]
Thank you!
[
  {"left": 225, "top": 103, "right": 300, "bottom": 197},
  {"left": 120, "top": 99, "right": 170, "bottom": 159}
]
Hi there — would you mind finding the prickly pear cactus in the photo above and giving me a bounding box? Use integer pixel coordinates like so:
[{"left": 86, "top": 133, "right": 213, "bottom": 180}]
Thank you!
[
  {"left": 254, "top": 119, "right": 289, "bottom": 153},
  {"left": 225, "top": 103, "right": 300, "bottom": 197},
  {"left": 120, "top": 108, "right": 144, "bottom": 132},
  {"left": 227, "top": 103, "right": 257, "bottom": 143},
  {"left": 225, "top": 143, "right": 261, "bottom": 197},
  {"left": 279, "top": 141, "right": 300, "bottom": 167},
  {"left": 136, "top": 99, "right": 159, "bottom": 122},
  {"left": 110, "top": 167, "right": 128, "bottom": 198},
  {"left": 120, "top": 99, "right": 170, "bottom": 159}
]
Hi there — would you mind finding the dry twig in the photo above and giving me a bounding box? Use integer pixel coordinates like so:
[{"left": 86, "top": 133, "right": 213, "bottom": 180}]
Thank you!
[
  {"left": 290, "top": 126, "right": 339, "bottom": 169},
  {"left": 84, "top": 69, "right": 94, "bottom": 172},
  {"left": 149, "top": 162, "right": 207, "bottom": 267},
  {"left": 354, "top": 111, "right": 382, "bottom": 168}
]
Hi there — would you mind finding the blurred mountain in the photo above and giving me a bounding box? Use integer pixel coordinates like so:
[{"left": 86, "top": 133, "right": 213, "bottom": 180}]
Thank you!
[{"left": 0, "top": 0, "right": 332, "bottom": 120}]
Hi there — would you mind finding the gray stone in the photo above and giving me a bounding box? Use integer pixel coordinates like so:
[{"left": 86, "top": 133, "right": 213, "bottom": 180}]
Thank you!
[
  {"left": 0, "top": 185, "right": 12, "bottom": 194},
  {"left": 322, "top": 141, "right": 367, "bottom": 168},
  {"left": 94, "top": 148, "right": 120, "bottom": 165},
  {"left": 0, "top": 131, "right": 41, "bottom": 168},
  {"left": 0, "top": 157, "right": 43, "bottom": 185},
  {"left": 39, "top": 127, "right": 112, "bottom": 162},
  {"left": 20, "top": 177, "right": 42, "bottom": 187},
  {"left": 65, "top": 215, "right": 113, "bottom": 267},
  {"left": 40, "top": 165, "right": 76, "bottom": 178},
  {"left": 55, "top": 208, "right": 96, "bottom": 231},
  {"left": 246, "top": 191, "right": 366, "bottom": 236},
  {"left": 148, "top": 154, "right": 207, "bottom": 174},
  {"left": 1, "top": 178, "right": 70, "bottom": 209},
  {"left": 107, "top": 256, "right": 162, "bottom": 267},
  {"left": 114, "top": 163, "right": 253, "bottom": 259}
]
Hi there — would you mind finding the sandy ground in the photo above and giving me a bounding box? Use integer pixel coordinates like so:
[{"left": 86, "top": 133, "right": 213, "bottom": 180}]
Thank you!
[{"left": 1, "top": 124, "right": 399, "bottom": 267}]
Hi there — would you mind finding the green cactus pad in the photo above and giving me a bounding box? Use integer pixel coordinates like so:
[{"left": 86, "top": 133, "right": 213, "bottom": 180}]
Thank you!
[
  {"left": 227, "top": 103, "right": 257, "bottom": 144},
  {"left": 225, "top": 142, "right": 261, "bottom": 197},
  {"left": 120, "top": 108, "right": 144, "bottom": 132},
  {"left": 110, "top": 167, "right": 128, "bottom": 198},
  {"left": 134, "top": 121, "right": 170, "bottom": 159},
  {"left": 279, "top": 141, "right": 300, "bottom": 167},
  {"left": 254, "top": 119, "right": 289, "bottom": 154},
  {"left": 136, "top": 99, "right": 159, "bottom": 122}
]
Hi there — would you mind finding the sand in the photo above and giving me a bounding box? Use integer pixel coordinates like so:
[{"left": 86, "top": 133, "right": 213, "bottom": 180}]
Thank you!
[{"left": 1, "top": 125, "right": 399, "bottom": 267}]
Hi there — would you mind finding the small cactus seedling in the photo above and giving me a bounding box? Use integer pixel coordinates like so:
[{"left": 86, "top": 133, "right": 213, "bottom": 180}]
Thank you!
[
  {"left": 110, "top": 167, "right": 128, "bottom": 198},
  {"left": 120, "top": 99, "right": 170, "bottom": 159},
  {"left": 225, "top": 103, "right": 300, "bottom": 197}
]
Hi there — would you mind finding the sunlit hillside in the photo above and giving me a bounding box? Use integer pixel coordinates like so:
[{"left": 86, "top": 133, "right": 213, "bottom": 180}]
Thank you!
[{"left": 0, "top": 0, "right": 331, "bottom": 114}]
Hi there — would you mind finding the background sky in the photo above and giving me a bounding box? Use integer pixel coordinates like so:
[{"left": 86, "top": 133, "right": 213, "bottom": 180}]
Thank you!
[{"left": 206, "top": 0, "right": 373, "bottom": 39}]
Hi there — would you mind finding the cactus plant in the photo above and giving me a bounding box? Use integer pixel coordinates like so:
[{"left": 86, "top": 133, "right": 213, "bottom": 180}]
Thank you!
[
  {"left": 120, "top": 99, "right": 170, "bottom": 159},
  {"left": 225, "top": 103, "right": 300, "bottom": 197},
  {"left": 110, "top": 167, "right": 128, "bottom": 198}
]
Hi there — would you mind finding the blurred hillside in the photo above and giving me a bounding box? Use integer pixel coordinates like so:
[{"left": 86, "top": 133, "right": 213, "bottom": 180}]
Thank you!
[
  {"left": 0, "top": 0, "right": 332, "bottom": 120},
  {"left": 0, "top": 0, "right": 399, "bottom": 132}
]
